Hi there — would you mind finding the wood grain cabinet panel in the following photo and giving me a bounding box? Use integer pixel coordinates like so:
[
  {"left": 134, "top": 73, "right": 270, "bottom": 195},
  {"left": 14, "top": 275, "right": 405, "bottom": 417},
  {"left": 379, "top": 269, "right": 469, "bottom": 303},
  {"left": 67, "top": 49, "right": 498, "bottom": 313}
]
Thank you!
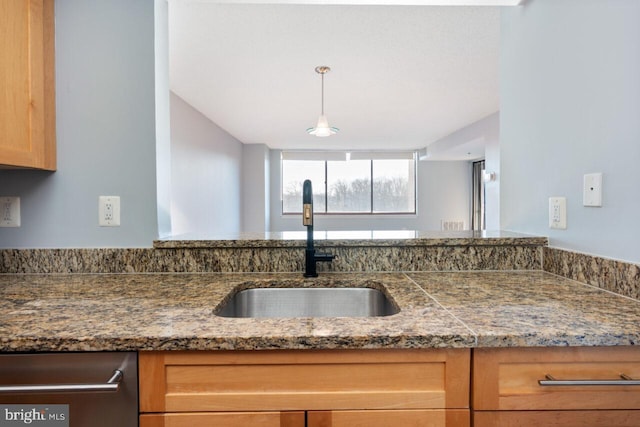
[
  {"left": 0, "top": 0, "right": 56, "bottom": 170},
  {"left": 473, "top": 347, "right": 640, "bottom": 411},
  {"left": 139, "top": 349, "right": 470, "bottom": 413},
  {"left": 474, "top": 410, "right": 640, "bottom": 427},
  {"left": 308, "top": 409, "right": 469, "bottom": 427},
  {"left": 140, "top": 411, "right": 305, "bottom": 427},
  {"left": 139, "top": 349, "right": 470, "bottom": 426}
]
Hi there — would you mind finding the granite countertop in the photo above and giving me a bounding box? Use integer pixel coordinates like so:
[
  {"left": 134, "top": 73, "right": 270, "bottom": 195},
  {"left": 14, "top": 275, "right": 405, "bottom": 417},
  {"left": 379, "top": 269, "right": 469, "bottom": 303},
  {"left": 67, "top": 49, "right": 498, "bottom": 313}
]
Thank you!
[
  {"left": 153, "top": 230, "right": 548, "bottom": 248},
  {"left": 0, "top": 271, "right": 638, "bottom": 352}
]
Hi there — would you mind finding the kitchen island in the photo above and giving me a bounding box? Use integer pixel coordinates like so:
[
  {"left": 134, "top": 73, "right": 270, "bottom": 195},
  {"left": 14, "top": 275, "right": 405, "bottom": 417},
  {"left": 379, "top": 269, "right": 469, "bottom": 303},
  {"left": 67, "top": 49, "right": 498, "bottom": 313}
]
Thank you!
[
  {"left": 0, "top": 270, "right": 637, "bottom": 352},
  {"left": 2, "top": 233, "right": 640, "bottom": 427}
]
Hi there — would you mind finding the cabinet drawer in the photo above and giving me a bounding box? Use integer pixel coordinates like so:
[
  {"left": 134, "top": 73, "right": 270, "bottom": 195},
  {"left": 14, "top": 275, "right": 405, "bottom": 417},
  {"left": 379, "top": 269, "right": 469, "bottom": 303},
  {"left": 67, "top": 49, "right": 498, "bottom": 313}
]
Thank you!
[
  {"left": 308, "top": 409, "right": 469, "bottom": 427},
  {"left": 473, "top": 347, "right": 640, "bottom": 410},
  {"left": 140, "top": 411, "right": 305, "bottom": 427},
  {"left": 140, "top": 349, "right": 469, "bottom": 412},
  {"left": 474, "top": 410, "right": 640, "bottom": 427}
]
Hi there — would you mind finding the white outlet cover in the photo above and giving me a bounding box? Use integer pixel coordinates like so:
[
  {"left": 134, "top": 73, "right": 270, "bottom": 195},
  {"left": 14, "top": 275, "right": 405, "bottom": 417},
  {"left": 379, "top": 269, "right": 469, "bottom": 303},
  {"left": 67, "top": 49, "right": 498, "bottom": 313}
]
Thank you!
[
  {"left": 99, "top": 196, "right": 121, "bottom": 226},
  {"left": 0, "top": 196, "right": 20, "bottom": 227},
  {"left": 583, "top": 173, "right": 603, "bottom": 207},
  {"left": 549, "top": 196, "right": 567, "bottom": 230}
]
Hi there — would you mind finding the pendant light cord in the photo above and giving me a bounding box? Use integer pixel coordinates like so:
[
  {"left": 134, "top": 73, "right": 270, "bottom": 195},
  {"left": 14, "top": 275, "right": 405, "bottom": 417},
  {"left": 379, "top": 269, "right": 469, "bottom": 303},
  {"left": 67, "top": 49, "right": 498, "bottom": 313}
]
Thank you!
[{"left": 321, "top": 72, "right": 325, "bottom": 115}]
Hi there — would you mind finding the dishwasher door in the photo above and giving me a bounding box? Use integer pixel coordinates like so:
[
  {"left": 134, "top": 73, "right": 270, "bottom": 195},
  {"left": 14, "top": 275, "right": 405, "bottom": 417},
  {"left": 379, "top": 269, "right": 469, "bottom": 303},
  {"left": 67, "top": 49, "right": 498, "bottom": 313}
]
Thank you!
[{"left": 0, "top": 352, "right": 137, "bottom": 427}]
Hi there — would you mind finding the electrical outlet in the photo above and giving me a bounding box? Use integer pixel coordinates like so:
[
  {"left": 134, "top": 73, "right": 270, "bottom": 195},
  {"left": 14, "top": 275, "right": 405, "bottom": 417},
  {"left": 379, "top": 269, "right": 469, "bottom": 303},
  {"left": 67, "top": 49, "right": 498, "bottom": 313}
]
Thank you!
[
  {"left": 0, "top": 197, "right": 20, "bottom": 227},
  {"left": 99, "top": 196, "right": 120, "bottom": 226},
  {"left": 549, "top": 197, "right": 567, "bottom": 229},
  {"left": 441, "top": 220, "right": 465, "bottom": 231}
]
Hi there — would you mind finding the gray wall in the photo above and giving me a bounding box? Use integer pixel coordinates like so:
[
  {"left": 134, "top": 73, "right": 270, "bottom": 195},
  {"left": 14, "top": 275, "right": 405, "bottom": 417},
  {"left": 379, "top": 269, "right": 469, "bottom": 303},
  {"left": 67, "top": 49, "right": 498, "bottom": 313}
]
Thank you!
[
  {"left": 501, "top": 0, "right": 640, "bottom": 263},
  {"left": 242, "top": 144, "right": 270, "bottom": 233},
  {"left": 170, "top": 92, "right": 243, "bottom": 235},
  {"left": 426, "top": 112, "right": 500, "bottom": 230},
  {"left": 0, "top": 0, "right": 158, "bottom": 248},
  {"left": 269, "top": 150, "right": 471, "bottom": 232},
  {"left": 155, "top": 0, "right": 172, "bottom": 238}
]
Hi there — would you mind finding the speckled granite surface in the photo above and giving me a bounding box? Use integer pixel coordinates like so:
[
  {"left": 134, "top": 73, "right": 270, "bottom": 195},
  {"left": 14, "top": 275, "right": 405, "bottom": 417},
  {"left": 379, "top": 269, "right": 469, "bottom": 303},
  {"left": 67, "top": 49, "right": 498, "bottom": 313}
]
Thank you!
[
  {"left": 0, "top": 271, "right": 638, "bottom": 352},
  {"left": 0, "top": 273, "right": 474, "bottom": 352},
  {"left": 408, "top": 271, "right": 640, "bottom": 348},
  {"left": 153, "top": 230, "right": 547, "bottom": 248},
  {"left": 544, "top": 247, "right": 640, "bottom": 300},
  {"left": 0, "top": 234, "right": 544, "bottom": 274}
]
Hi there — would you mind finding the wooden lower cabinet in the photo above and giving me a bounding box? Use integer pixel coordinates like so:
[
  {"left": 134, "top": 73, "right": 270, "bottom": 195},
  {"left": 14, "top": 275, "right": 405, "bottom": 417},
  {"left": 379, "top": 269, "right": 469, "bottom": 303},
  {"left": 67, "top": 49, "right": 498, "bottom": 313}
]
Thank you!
[
  {"left": 140, "top": 411, "right": 305, "bottom": 427},
  {"left": 139, "top": 346, "right": 640, "bottom": 426},
  {"left": 474, "top": 410, "right": 640, "bottom": 427},
  {"left": 139, "top": 349, "right": 470, "bottom": 427},
  {"left": 140, "top": 410, "right": 469, "bottom": 427},
  {"left": 473, "top": 347, "right": 640, "bottom": 426},
  {"left": 308, "top": 409, "right": 469, "bottom": 427}
]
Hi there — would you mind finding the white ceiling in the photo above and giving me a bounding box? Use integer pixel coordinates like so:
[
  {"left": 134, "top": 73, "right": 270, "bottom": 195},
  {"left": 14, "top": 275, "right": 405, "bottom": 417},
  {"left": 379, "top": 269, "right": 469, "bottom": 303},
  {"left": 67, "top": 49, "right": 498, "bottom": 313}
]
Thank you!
[{"left": 168, "top": 1, "right": 500, "bottom": 152}]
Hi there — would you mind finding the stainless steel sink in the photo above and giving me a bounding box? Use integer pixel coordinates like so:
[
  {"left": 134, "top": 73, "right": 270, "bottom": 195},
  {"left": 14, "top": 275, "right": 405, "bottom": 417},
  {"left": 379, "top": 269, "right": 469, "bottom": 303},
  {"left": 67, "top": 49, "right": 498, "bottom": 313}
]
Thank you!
[{"left": 215, "top": 287, "right": 399, "bottom": 318}]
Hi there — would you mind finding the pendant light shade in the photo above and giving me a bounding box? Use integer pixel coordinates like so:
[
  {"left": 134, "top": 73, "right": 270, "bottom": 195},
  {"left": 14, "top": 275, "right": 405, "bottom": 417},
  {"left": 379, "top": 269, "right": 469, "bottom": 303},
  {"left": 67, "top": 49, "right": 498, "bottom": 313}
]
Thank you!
[
  {"left": 306, "top": 66, "right": 339, "bottom": 137},
  {"left": 308, "top": 115, "right": 337, "bottom": 137}
]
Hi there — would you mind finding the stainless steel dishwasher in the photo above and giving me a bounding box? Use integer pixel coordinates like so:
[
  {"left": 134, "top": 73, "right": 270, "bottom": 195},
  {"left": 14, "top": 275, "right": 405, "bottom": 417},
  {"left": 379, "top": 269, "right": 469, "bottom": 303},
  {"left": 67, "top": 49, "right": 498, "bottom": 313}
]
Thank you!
[{"left": 0, "top": 352, "right": 137, "bottom": 427}]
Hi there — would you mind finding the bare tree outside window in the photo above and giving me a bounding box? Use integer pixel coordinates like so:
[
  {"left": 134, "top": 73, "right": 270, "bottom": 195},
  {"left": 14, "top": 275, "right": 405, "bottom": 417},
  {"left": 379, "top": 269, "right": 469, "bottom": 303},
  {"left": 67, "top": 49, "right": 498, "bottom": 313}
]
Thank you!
[
  {"left": 282, "top": 153, "right": 416, "bottom": 215},
  {"left": 281, "top": 160, "right": 325, "bottom": 213},
  {"left": 373, "top": 159, "right": 416, "bottom": 213},
  {"left": 327, "top": 160, "right": 371, "bottom": 212}
]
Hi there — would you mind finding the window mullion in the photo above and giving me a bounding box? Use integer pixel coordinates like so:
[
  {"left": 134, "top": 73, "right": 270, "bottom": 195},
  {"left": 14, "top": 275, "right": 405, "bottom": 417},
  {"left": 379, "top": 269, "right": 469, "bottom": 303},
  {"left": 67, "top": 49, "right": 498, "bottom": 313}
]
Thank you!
[
  {"left": 324, "top": 160, "right": 328, "bottom": 213},
  {"left": 370, "top": 160, "right": 374, "bottom": 213}
]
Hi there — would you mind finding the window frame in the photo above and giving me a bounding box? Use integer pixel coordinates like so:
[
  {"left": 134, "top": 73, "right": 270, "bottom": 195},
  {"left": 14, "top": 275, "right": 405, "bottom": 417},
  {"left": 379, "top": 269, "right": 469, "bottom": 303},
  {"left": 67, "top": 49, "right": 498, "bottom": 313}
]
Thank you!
[{"left": 281, "top": 152, "right": 417, "bottom": 216}]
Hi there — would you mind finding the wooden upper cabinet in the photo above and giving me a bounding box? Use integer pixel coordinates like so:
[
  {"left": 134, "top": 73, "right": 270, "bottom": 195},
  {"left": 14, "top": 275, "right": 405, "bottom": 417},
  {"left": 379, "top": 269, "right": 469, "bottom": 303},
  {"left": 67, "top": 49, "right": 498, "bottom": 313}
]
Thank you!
[{"left": 0, "top": 0, "right": 56, "bottom": 170}]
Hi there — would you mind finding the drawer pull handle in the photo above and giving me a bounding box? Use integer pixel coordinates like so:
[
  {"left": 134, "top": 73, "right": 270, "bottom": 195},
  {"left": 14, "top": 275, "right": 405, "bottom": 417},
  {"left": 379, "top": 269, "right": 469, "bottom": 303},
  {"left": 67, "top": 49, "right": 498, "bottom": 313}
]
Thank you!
[
  {"left": 539, "top": 373, "right": 640, "bottom": 386},
  {"left": 0, "top": 370, "right": 123, "bottom": 393}
]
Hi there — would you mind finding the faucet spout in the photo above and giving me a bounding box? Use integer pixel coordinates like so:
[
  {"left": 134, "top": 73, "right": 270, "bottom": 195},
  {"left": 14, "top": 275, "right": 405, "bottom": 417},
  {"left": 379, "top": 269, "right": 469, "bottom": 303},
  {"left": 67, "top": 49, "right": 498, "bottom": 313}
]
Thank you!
[{"left": 302, "top": 179, "right": 335, "bottom": 277}]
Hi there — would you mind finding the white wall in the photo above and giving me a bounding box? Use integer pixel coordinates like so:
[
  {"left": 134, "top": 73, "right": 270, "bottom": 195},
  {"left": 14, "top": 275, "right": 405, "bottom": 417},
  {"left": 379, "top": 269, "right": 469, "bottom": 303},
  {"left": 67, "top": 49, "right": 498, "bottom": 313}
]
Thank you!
[
  {"left": 0, "top": 0, "right": 159, "bottom": 248},
  {"left": 501, "top": 0, "right": 640, "bottom": 263},
  {"left": 483, "top": 114, "right": 500, "bottom": 231},
  {"left": 426, "top": 112, "right": 500, "bottom": 230},
  {"left": 170, "top": 92, "right": 243, "bottom": 235},
  {"left": 155, "top": 0, "right": 172, "bottom": 238},
  {"left": 242, "top": 144, "right": 270, "bottom": 232},
  {"left": 269, "top": 150, "right": 471, "bottom": 232},
  {"left": 417, "top": 161, "right": 472, "bottom": 231}
]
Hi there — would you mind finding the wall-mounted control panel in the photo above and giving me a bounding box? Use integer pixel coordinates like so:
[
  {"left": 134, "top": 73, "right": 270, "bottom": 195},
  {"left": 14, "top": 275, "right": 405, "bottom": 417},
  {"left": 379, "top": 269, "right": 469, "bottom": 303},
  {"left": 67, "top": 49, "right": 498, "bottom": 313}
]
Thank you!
[{"left": 549, "top": 196, "right": 567, "bottom": 229}]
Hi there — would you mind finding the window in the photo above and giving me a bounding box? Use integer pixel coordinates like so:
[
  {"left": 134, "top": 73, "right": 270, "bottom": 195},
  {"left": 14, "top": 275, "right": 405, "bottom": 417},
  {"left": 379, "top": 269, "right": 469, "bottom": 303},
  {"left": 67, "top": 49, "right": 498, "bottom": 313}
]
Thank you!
[
  {"left": 471, "top": 159, "right": 486, "bottom": 231},
  {"left": 281, "top": 152, "right": 416, "bottom": 215}
]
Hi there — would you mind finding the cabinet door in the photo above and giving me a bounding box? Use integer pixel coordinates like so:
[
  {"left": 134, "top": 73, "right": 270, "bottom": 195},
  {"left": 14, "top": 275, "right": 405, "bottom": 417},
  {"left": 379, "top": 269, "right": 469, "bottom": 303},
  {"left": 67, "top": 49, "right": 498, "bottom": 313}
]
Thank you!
[
  {"left": 308, "top": 409, "right": 469, "bottom": 427},
  {"left": 473, "top": 347, "right": 640, "bottom": 411},
  {"left": 0, "top": 0, "right": 56, "bottom": 170},
  {"left": 140, "top": 411, "right": 305, "bottom": 427},
  {"left": 474, "top": 410, "right": 640, "bottom": 427},
  {"left": 139, "top": 349, "right": 470, "bottom": 413}
]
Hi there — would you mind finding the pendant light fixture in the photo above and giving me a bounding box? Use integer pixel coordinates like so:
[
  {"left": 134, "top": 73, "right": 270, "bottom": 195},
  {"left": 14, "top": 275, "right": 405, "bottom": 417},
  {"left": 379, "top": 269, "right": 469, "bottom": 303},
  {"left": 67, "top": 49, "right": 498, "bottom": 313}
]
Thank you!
[{"left": 307, "top": 66, "right": 339, "bottom": 137}]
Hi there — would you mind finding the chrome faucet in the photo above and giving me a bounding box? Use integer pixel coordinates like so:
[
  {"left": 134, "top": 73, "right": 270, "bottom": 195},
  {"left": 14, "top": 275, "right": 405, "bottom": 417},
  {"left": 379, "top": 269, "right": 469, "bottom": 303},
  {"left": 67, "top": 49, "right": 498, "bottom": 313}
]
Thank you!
[{"left": 303, "top": 179, "right": 336, "bottom": 277}]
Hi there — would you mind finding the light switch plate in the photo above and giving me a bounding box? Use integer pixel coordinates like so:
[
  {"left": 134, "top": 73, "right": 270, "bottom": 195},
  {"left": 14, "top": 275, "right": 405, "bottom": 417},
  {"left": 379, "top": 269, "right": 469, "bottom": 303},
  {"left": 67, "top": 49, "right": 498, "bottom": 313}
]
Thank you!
[
  {"left": 583, "top": 173, "right": 602, "bottom": 207},
  {"left": 549, "top": 197, "right": 567, "bottom": 229}
]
